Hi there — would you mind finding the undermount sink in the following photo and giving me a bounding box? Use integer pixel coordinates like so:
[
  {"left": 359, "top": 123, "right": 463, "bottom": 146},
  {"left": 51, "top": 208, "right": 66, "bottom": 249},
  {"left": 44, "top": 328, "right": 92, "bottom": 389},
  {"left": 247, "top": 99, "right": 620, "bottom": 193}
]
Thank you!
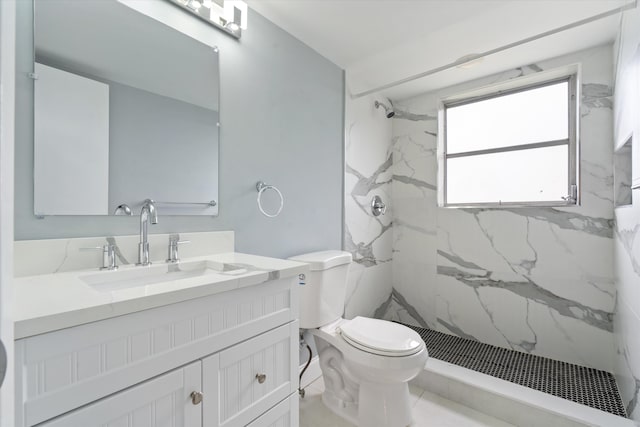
[{"left": 81, "top": 260, "right": 247, "bottom": 292}]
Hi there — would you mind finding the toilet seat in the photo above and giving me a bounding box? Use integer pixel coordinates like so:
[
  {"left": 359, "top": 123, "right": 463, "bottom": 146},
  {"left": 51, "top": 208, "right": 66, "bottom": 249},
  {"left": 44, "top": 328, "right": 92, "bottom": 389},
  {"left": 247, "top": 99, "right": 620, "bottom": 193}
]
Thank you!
[{"left": 339, "top": 317, "right": 424, "bottom": 357}]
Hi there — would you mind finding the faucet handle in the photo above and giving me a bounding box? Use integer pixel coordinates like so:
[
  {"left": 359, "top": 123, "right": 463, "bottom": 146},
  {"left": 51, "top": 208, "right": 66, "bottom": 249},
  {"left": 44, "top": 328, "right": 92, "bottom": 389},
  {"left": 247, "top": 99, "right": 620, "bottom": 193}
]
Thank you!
[
  {"left": 168, "top": 234, "right": 190, "bottom": 246},
  {"left": 81, "top": 245, "right": 118, "bottom": 270},
  {"left": 167, "top": 236, "right": 190, "bottom": 263}
]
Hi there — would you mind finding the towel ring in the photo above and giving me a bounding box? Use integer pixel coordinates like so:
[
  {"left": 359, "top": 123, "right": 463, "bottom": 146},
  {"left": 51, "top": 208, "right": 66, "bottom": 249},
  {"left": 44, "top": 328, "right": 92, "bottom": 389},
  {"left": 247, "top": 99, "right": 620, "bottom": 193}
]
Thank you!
[{"left": 256, "top": 181, "right": 284, "bottom": 218}]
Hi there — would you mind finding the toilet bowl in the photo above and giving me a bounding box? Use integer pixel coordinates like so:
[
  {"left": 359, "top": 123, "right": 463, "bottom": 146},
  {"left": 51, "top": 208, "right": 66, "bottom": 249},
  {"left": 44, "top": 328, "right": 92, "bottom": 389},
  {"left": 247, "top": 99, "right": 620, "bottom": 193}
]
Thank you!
[
  {"left": 289, "top": 250, "right": 429, "bottom": 427},
  {"left": 309, "top": 317, "right": 428, "bottom": 427}
]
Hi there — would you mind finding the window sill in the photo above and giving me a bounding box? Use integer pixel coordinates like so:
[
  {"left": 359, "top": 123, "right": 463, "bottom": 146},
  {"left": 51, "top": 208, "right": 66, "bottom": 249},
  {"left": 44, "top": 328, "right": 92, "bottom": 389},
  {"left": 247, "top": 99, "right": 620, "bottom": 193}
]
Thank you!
[{"left": 440, "top": 201, "right": 579, "bottom": 209}]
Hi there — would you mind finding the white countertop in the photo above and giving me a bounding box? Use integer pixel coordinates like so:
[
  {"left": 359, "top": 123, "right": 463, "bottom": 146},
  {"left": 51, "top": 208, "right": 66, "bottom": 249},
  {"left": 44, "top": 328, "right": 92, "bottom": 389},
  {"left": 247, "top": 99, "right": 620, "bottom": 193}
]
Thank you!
[{"left": 12, "top": 252, "right": 308, "bottom": 339}]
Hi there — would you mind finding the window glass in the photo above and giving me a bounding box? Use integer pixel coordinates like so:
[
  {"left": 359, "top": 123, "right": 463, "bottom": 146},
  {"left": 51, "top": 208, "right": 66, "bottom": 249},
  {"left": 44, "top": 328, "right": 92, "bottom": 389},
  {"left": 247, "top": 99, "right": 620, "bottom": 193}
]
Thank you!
[
  {"left": 446, "top": 145, "right": 569, "bottom": 204},
  {"left": 446, "top": 82, "right": 569, "bottom": 155}
]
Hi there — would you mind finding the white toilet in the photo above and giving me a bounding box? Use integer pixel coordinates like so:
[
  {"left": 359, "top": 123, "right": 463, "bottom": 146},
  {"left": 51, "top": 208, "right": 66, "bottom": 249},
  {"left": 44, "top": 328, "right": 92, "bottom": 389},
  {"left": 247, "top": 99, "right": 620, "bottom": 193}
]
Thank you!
[{"left": 289, "top": 250, "right": 428, "bottom": 427}]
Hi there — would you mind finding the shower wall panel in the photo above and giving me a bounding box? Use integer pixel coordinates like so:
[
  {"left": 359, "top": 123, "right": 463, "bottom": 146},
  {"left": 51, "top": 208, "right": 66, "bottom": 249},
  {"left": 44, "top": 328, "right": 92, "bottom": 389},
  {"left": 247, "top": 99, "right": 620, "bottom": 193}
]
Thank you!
[
  {"left": 343, "top": 93, "right": 394, "bottom": 319},
  {"left": 384, "top": 45, "right": 616, "bottom": 373}
]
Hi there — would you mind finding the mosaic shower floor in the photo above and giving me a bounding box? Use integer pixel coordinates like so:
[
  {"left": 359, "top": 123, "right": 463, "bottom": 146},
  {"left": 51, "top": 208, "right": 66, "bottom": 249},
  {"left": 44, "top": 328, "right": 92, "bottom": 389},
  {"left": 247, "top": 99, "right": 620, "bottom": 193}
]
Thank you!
[{"left": 400, "top": 323, "right": 627, "bottom": 417}]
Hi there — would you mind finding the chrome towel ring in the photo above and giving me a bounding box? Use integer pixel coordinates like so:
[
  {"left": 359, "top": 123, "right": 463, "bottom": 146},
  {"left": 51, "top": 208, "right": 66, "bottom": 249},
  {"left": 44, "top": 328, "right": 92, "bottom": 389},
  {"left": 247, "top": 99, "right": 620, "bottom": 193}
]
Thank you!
[{"left": 256, "top": 181, "right": 284, "bottom": 218}]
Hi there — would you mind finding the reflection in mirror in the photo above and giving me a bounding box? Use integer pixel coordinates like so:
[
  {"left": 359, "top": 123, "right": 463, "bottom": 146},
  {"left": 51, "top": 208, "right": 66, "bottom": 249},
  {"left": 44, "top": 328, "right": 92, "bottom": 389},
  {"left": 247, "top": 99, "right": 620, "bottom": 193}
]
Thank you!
[{"left": 33, "top": 0, "right": 219, "bottom": 216}]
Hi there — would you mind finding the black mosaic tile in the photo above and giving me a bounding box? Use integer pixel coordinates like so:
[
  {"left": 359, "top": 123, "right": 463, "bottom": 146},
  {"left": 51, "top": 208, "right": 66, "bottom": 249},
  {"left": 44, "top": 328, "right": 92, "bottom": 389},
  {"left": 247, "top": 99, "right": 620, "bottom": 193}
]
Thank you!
[{"left": 399, "top": 323, "right": 627, "bottom": 418}]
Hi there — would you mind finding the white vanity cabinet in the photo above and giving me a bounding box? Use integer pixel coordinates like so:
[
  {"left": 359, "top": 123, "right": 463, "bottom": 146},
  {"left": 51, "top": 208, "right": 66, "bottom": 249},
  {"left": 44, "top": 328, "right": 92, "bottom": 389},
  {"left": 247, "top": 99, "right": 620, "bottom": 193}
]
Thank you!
[
  {"left": 14, "top": 276, "right": 300, "bottom": 427},
  {"left": 39, "top": 361, "right": 202, "bottom": 427},
  {"left": 203, "top": 323, "right": 297, "bottom": 427}
]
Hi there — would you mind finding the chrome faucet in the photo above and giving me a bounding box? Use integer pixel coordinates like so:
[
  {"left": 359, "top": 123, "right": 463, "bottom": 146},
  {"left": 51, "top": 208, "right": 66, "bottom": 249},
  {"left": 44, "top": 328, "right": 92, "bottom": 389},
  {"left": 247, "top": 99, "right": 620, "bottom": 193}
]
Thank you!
[
  {"left": 137, "top": 199, "right": 158, "bottom": 266},
  {"left": 166, "top": 234, "right": 190, "bottom": 264}
]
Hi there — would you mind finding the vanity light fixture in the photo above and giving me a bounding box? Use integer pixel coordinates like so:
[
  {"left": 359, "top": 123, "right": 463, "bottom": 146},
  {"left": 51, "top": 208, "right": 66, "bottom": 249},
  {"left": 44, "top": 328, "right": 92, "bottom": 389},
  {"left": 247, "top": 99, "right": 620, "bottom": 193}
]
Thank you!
[
  {"left": 167, "top": 0, "right": 247, "bottom": 39},
  {"left": 187, "top": 0, "right": 202, "bottom": 10}
]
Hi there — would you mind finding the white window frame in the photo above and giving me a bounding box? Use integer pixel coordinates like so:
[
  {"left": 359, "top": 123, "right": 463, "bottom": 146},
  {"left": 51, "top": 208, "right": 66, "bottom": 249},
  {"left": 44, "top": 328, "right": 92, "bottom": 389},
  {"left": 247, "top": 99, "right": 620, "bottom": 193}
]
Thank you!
[{"left": 438, "top": 68, "right": 580, "bottom": 208}]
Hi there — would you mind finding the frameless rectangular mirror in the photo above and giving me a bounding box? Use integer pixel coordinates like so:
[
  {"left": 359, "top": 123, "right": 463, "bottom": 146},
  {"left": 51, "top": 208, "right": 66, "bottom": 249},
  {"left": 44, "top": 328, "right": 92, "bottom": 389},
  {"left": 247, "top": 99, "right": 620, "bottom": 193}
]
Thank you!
[{"left": 33, "top": 0, "right": 219, "bottom": 216}]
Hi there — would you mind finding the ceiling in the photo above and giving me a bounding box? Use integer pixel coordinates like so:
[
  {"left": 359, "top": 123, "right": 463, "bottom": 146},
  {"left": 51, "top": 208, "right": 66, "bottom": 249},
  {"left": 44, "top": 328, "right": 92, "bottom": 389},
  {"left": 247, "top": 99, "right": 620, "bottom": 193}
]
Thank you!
[{"left": 246, "top": 0, "right": 633, "bottom": 101}]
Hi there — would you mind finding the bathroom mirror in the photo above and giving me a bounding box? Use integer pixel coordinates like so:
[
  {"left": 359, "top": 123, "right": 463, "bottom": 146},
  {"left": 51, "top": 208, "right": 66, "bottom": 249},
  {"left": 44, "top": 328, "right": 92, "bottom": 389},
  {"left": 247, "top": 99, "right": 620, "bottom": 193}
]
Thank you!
[{"left": 33, "top": 0, "right": 219, "bottom": 216}]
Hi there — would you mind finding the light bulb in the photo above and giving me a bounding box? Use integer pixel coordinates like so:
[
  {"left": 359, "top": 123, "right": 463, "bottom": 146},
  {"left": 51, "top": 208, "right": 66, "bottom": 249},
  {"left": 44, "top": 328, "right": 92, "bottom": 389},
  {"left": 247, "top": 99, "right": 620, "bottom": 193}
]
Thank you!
[{"left": 225, "top": 21, "right": 240, "bottom": 33}]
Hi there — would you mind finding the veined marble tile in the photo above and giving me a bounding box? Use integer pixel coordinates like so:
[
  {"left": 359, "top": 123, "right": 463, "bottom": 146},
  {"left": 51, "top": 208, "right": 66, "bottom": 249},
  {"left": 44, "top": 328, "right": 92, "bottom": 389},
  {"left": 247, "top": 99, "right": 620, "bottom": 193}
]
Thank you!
[
  {"left": 474, "top": 287, "right": 540, "bottom": 353},
  {"left": 346, "top": 95, "right": 393, "bottom": 179},
  {"left": 443, "top": 209, "right": 615, "bottom": 312},
  {"left": 614, "top": 144, "right": 633, "bottom": 207},
  {"left": 344, "top": 262, "right": 393, "bottom": 319},
  {"left": 614, "top": 298, "right": 640, "bottom": 420},
  {"left": 436, "top": 209, "right": 615, "bottom": 367},
  {"left": 525, "top": 301, "right": 615, "bottom": 370},
  {"left": 614, "top": 202, "right": 640, "bottom": 420},
  {"left": 436, "top": 271, "right": 615, "bottom": 369},
  {"left": 392, "top": 132, "right": 437, "bottom": 198},
  {"left": 14, "top": 231, "right": 234, "bottom": 277},
  {"left": 378, "top": 288, "right": 433, "bottom": 328},
  {"left": 344, "top": 187, "right": 392, "bottom": 260},
  {"left": 394, "top": 196, "right": 436, "bottom": 235},
  {"left": 343, "top": 93, "right": 394, "bottom": 319},
  {"left": 435, "top": 274, "right": 516, "bottom": 345},
  {"left": 576, "top": 107, "right": 615, "bottom": 218},
  {"left": 392, "top": 259, "right": 438, "bottom": 328},
  {"left": 394, "top": 220, "right": 437, "bottom": 265},
  {"left": 390, "top": 45, "right": 616, "bottom": 372},
  {"left": 613, "top": 13, "right": 640, "bottom": 422},
  {"left": 437, "top": 209, "right": 525, "bottom": 279},
  {"left": 614, "top": 203, "right": 640, "bottom": 318}
]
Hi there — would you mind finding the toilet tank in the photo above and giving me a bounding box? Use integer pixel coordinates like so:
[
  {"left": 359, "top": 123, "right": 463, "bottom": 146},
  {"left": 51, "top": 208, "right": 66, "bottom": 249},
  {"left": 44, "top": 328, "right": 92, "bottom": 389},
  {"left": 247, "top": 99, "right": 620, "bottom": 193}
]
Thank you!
[{"left": 288, "top": 250, "right": 352, "bottom": 329}]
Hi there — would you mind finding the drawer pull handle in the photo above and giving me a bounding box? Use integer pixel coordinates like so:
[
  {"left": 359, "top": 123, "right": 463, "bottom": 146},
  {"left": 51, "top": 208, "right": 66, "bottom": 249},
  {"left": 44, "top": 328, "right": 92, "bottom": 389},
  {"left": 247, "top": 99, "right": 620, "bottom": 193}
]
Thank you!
[
  {"left": 256, "top": 373, "right": 267, "bottom": 384},
  {"left": 190, "top": 391, "right": 203, "bottom": 405}
]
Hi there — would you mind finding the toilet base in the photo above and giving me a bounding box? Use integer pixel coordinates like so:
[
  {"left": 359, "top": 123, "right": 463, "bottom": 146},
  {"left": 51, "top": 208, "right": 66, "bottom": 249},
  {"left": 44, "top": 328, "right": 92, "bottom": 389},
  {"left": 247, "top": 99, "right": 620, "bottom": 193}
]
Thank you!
[
  {"left": 321, "top": 390, "right": 359, "bottom": 425},
  {"left": 309, "top": 322, "right": 426, "bottom": 427},
  {"left": 321, "top": 379, "right": 412, "bottom": 427},
  {"left": 358, "top": 381, "right": 412, "bottom": 427}
]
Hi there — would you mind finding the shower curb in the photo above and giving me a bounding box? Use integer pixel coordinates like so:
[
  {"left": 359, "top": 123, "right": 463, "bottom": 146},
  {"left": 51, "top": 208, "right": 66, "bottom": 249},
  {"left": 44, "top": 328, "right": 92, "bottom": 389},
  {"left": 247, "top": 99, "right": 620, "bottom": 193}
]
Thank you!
[{"left": 413, "top": 359, "right": 636, "bottom": 427}]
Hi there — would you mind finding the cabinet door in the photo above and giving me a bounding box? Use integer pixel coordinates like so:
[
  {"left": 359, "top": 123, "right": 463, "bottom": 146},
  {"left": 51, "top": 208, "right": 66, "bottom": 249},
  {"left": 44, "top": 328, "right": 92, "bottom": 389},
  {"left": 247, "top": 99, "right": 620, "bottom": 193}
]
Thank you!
[
  {"left": 246, "top": 395, "right": 299, "bottom": 427},
  {"left": 39, "top": 361, "right": 202, "bottom": 427},
  {"left": 203, "top": 322, "right": 298, "bottom": 427}
]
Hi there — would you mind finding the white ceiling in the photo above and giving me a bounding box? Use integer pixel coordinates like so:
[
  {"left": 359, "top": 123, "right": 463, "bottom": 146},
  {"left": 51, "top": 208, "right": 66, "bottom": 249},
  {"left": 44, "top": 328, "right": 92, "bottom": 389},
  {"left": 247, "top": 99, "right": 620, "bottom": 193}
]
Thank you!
[{"left": 246, "top": 0, "right": 633, "bottom": 101}]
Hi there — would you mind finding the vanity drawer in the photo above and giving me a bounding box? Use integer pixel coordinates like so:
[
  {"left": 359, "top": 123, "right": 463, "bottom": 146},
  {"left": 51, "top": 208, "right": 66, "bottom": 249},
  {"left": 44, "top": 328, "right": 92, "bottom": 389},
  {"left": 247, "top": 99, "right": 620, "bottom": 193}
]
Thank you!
[
  {"left": 17, "top": 278, "right": 298, "bottom": 427},
  {"left": 39, "top": 361, "right": 201, "bottom": 427},
  {"left": 246, "top": 394, "right": 299, "bottom": 427},
  {"left": 203, "top": 322, "right": 298, "bottom": 427}
]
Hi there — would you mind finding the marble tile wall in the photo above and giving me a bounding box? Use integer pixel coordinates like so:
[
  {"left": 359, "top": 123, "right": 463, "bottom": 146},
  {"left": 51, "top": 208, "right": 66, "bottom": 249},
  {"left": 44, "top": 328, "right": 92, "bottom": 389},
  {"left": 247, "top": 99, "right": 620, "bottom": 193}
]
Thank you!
[
  {"left": 343, "top": 93, "right": 394, "bottom": 319},
  {"left": 613, "top": 6, "right": 640, "bottom": 422},
  {"left": 383, "top": 45, "right": 617, "bottom": 372},
  {"left": 614, "top": 142, "right": 633, "bottom": 207},
  {"left": 614, "top": 204, "right": 640, "bottom": 420}
]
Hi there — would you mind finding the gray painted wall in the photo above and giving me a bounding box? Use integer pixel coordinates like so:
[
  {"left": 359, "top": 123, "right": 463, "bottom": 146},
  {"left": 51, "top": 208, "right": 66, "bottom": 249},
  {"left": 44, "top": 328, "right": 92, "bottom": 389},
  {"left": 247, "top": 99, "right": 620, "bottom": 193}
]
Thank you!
[
  {"left": 15, "top": 0, "right": 345, "bottom": 259},
  {"left": 108, "top": 82, "right": 219, "bottom": 215}
]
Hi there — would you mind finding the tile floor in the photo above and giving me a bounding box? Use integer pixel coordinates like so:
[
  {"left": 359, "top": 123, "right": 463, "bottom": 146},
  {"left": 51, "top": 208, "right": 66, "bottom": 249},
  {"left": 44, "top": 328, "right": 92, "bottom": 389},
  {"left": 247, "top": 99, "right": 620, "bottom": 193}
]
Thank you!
[
  {"left": 403, "top": 323, "right": 626, "bottom": 417},
  {"left": 299, "top": 377, "right": 515, "bottom": 427}
]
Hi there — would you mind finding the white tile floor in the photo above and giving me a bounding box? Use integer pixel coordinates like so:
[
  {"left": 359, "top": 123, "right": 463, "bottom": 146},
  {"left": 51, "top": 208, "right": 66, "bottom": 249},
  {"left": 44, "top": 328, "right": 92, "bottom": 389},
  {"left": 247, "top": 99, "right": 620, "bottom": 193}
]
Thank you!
[{"left": 299, "top": 377, "right": 515, "bottom": 427}]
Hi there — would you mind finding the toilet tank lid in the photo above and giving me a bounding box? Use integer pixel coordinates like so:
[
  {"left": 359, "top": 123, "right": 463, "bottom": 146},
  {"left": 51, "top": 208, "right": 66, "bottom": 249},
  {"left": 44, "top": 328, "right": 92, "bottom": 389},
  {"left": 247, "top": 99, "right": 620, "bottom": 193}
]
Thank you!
[{"left": 288, "top": 250, "right": 352, "bottom": 271}]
